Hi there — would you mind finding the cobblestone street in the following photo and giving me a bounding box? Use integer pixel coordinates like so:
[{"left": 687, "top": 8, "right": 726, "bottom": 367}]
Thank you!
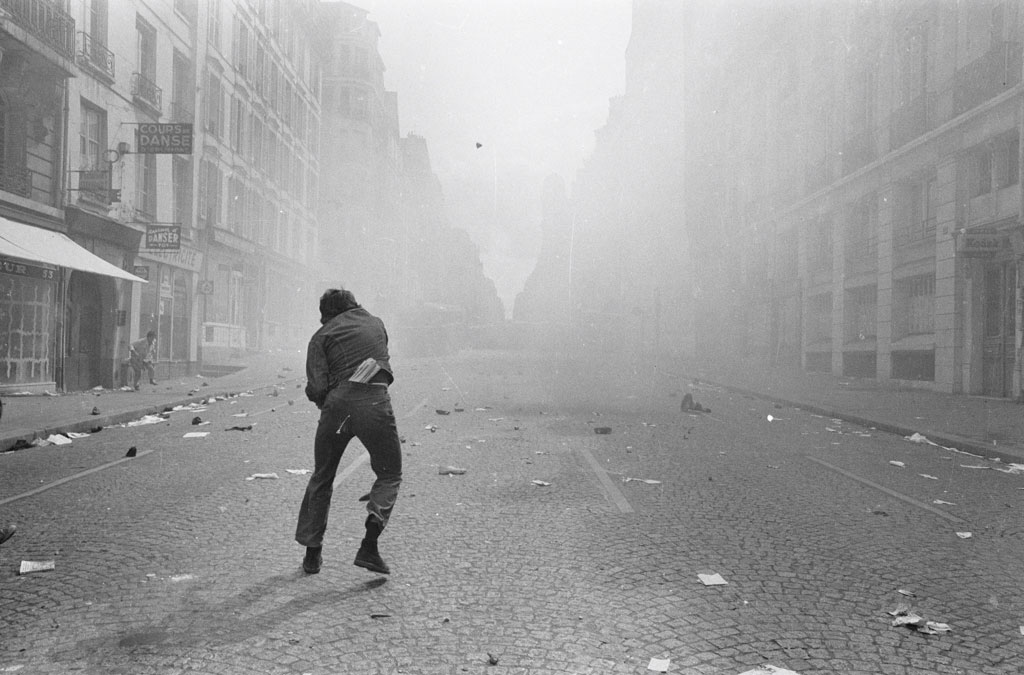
[{"left": 1, "top": 350, "right": 1022, "bottom": 674}]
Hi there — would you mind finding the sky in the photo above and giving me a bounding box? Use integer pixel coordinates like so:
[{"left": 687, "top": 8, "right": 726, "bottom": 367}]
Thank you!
[{"left": 361, "top": 0, "right": 634, "bottom": 315}]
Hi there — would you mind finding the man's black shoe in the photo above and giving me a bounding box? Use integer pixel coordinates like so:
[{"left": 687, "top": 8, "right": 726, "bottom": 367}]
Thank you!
[
  {"left": 302, "top": 547, "right": 322, "bottom": 574},
  {"left": 149, "top": 379, "right": 158, "bottom": 385},
  {"left": 354, "top": 547, "right": 390, "bottom": 574}
]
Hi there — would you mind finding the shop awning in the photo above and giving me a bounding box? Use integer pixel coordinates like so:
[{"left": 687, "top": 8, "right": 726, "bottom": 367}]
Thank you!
[{"left": 0, "top": 219, "right": 146, "bottom": 283}]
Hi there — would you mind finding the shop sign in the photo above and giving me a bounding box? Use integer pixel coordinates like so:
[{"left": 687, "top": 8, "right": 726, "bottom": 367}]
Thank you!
[
  {"left": 140, "top": 244, "right": 203, "bottom": 272},
  {"left": 135, "top": 123, "right": 193, "bottom": 154},
  {"left": 145, "top": 225, "right": 181, "bottom": 250},
  {"left": 0, "top": 258, "right": 57, "bottom": 280},
  {"left": 132, "top": 265, "right": 150, "bottom": 281},
  {"left": 79, "top": 169, "right": 110, "bottom": 193},
  {"left": 957, "top": 231, "right": 1005, "bottom": 258}
]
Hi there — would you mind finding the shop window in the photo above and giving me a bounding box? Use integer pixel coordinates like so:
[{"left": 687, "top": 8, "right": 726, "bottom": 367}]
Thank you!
[
  {"left": 844, "top": 285, "right": 877, "bottom": 342},
  {"left": 892, "top": 349, "right": 935, "bottom": 381},
  {"left": 893, "top": 274, "right": 935, "bottom": 338},
  {"left": 843, "top": 352, "right": 876, "bottom": 378},
  {"left": 805, "top": 351, "right": 832, "bottom": 373},
  {"left": 0, "top": 273, "right": 54, "bottom": 385}
]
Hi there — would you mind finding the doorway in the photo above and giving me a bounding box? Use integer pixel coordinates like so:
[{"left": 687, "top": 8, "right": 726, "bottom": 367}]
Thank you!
[
  {"left": 981, "top": 261, "right": 1016, "bottom": 397},
  {"left": 64, "top": 272, "right": 105, "bottom": 390}
]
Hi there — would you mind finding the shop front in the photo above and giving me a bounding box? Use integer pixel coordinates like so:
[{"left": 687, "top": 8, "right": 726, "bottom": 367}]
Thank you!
[
  {"left": 957, "top": 223, "right": 1024, "bottom": 398},
  {"left": 0, "top": 219, "right": 145, "bottom": 393},
  {"left": 135, "top": 244, "right": 202, "bottom": 381}
]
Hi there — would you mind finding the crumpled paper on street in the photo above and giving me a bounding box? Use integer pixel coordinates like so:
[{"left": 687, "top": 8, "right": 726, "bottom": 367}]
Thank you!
[
  {"left": 888, "top": 604, "right": 951, "bottom": 634},
  {"left": 738, "top": 667, "right": 802, "bottom": 675},
  {"left": 647, "top": 657, "right": 670, "bottom": 672},
  {"left": 698, "top": 573, "right": 728, "bottom": 585},
  {"left": 19, "top": 560, "right": 55, "bottom": 575},
  {"left": 245, "top": 473, "right": 279, "bottom": 480}
]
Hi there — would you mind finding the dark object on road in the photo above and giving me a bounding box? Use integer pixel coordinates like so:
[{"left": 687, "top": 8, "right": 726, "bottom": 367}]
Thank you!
[
  {"left": 202, "top": 381, "right": 209, "bottom": 387},
  {"left": 487, "top": 653, "right": 500, "bottom": 666},
  {"left": 90, "top": 426, "right": 103, "bottom": 433},
  {"left": 191, "top": 416, "right": 203, "bottom": 425},
  {"left": 125, "top": 446, "right": 137, "bottom": 458},
  {"left": 8, "top": 438, "right": 32, "bottom": 451},
  {"left": 0, "top": 523, "right": 16, "bottom": 545},
  {"left": 91, "top": 406, "right": 100, "bottom": 415},
  {"left": 680, "top": 393, "right": 711, "bottom": 413},
  {"left": 226, "top": 425, "right": 253, "bottom": 431},
  {"left": 435, "top": 409, "right": 450, "bottom": 415},
  {"left": 594, "top": 427, "right": 612, "bottom": 435}
]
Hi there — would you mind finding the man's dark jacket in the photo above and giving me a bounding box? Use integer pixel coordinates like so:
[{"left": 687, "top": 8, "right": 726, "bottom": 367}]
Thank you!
[{"left": 305, "top": 307, "right": 394, "bottom": 408}]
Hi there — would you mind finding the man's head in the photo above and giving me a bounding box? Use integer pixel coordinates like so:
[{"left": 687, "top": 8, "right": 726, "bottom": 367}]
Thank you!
[
  {"left": 146, "top": 330, "right": 156, "bottom": 342},
  {"left": 319, "top": 288, "right": 360, "bottom": 323}
]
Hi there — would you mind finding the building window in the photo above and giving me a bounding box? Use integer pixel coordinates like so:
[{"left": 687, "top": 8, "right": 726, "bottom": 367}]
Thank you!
[
  {"left": 895, "top": 176, "right": 936, "bottom": 246},
  {"left": 845, "top": 194, "right": 877, "bottom": 263},
  {"left": 208, "top": 0, "right": 221, "bottom": 50},
  {"left": 88, "top": 0, "right": 109, "bottom": 45},
  {"left": 79, "top": 101, "right": 105, "bottom": 170},
  {"left": 205, "top": 73, "right": 223, "bottom": 138},
  {"left": 894, "top": 274, "right": 935, "bottom": 338},
  {"left": 172, "top": 155, "right": 192, "bottom": 235},
  {"left": 844, "top": 285, "right": 877, "bottom": 342},
  {"left": 970, "top": 131, "right": 1020, "bottom": 196},
  {"left": 137, "top": 16, "right": 156, "bottom": 82},
  {"left": 808, "top": 292, "right": 832, "bottom": 345},
  {"left": 807, "top": 218, "right": 833, "bottom": 271},
  {"left": 171, "top": 50, "right": 193, "bottom": 122}
]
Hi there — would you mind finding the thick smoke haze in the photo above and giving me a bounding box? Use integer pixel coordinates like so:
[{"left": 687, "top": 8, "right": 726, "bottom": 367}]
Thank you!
[{"left": 365, "top": 0, "right": 632, "bottom": 315}]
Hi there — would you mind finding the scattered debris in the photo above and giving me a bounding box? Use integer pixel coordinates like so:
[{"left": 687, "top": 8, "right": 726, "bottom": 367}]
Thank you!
[
  {"left": 66, "top": 432, "right": 90, "bottom": 439},
  {"left": 19, "top": 560, "right": 55, "bottom": 575},
  {"left": 897, "top": 589, "right": 916, "bottom": 597},
  {"left": 680, "top": 393, "right": 711, "bottom": 413},
  {"left": 125, "top": 446, "right": 137, "bottom": 458},
  {"left": 438, "top": 466, "right": 467, "bottom": 475},
  {"left": 0, "top": 524, "right": 17, "bottom": 545},
  {"left": 169, "top": 574, "right": 196, "bottom": 582},
  {"left": 191, "top": 416, "right": 203, "bottom": 425},
  {"left": 436, "top": 409, "right": 450, "bottom": 415},
  {"left": 487, "top": 653, "right": 499, "bottom": 666},
  {"left": 425, "top": 425, "right": 438, "bottom": 433},
  {"left": 245, "top": 473, "right": 279, "bottom": 480},
  {"left": 888, "top": 604, "right": 951, "bottom": 634},
  {"left": 183, "top": 432, "right": 209, "bottom": 438},
  {"left": 960, "top": 464, "right": 989, "bottom": 469},
  {"left": 226, "top": 425, "right": 254, "bottom": 431},
  {"left": 532, "top": 480, "right": 551, "bottom": 486},
  {"left": 956, "top": 531, "right": 972, "bottom": 539},
  {"left": 623, "top": 477, "right": 662, "bottom": 484},
  {"left": 39, "top": 434, "right": 72, "bottom": 446},
  {"left": 932, "top": 499, "right": 956, "bottom": 505},
  {"left": 698, "top": 573, "right": 728, "bottom": 586},
  {"left": 91, "top": 407, "right": 100, "bottom": 415},
  {"left": 918, "top": 474, "right": 939, "bottom": 480},
  {"left": 647, "top": 657, "right": 670, "bottom": 673},
  {"left": 454, "top": 407, "right": 464, "bottom": 412},
  {"left": 285, "top": 469, "right": 311, "bottom": 475},
  {"left": 766, "top": 415, "right": 775, "bottom": 422},
  {"left": 889, "top": 461, "right": 906, "bottom": 467},
  {"left": 738, "top": 667, "right": 803, "bottom": 675},
  {"left": 370, "top": 613, "right": 391, "bottom": 620},
  {"left": 121, "top": 415, "right": 165, "bottom": 427},
  {"left": 594, "top": 427, "right": 612, "bottom": 435}
]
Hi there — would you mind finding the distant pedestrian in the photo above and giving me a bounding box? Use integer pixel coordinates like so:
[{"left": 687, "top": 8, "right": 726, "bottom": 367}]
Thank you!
[
  {"left": 296, "top": 288, "right": 402, "bottom": 575},
  {"left": 129, "top": 331, "right": 157, "bottom": 390}
]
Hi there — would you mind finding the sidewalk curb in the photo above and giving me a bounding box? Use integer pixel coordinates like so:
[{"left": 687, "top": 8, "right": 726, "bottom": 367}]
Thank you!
[
  {"left": 701, "top": 379, "right": 1024, "bottom": 466},
  {"left": 0, "top": 377, "right": 305, "bottom": 453}
]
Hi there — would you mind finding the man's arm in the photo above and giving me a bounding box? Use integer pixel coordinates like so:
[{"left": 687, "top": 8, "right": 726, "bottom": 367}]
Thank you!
[{"left": 304, "top": 336, "right": 329, "bottom": 408}]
